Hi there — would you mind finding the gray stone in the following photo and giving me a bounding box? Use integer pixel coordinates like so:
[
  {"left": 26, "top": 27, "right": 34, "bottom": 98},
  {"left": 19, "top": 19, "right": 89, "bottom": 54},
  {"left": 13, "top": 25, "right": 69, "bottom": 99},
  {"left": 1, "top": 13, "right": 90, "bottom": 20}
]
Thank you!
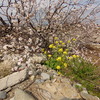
[
  {"left": 0, "top": 68, "right": 28, "bottom": 90},
  {"left": 80, "top": 91, "right": 100, "bottom": 100},
  {"left": 60, "top": 97, "right": 71, "bottom": 100},
  {"left": 34, "top": 79, "right": 44, "bottom": 84},
  {"left": 0, "top": 91, "right": 7, "bottom": 99},
  {"left": 32, "top": 54, "right": 46, "bottom": 63},
  {"left": 14, "top": 88, "right": 36, "bottom": 100},
  {"left": 41, "top": 72, "right": 50, "bottom": 81}
]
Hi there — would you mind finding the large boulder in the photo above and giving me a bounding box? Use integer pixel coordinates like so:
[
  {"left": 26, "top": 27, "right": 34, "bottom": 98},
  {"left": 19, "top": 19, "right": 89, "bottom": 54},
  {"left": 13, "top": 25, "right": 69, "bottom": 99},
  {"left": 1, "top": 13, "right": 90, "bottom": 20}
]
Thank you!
[
  {"left": 14, "top": 88, "right": 36, "bottom": 100},
  {"left": 0, "top": 68, "right": 28, "bottom": 90}
]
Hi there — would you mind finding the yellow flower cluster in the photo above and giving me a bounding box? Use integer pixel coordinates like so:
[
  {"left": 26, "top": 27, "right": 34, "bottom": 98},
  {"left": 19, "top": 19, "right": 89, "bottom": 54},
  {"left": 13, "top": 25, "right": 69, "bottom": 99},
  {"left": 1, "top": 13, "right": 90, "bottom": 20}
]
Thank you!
[
  {"left": 72, "top": 55, "right": 79, "bottom": 58},
  {"left": 68, "top": 55, "right": 79, "bottom": 60}
]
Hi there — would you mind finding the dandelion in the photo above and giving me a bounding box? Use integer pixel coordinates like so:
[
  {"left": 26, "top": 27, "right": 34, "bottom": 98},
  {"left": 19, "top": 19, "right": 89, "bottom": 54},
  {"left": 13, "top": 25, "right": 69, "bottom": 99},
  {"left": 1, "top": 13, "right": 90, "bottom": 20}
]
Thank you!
[
  {"left": 55, "top": 41, "right": 59, "bottom": 44},
  {"left": 54, "top": 37, "right": 58, "bottom": 40},
  {"left": 62, "top": 43, "right": 65, "bottom": 45},
  {"left": 68, "top": 56, "right": 73, "bottom": 60},
  {"left": 68, "top": 40, "right": 71, "bottom": 43},
  {"left": 60, "top": 41, "right": 63, "bottom": 43},
  {"left": 56, "top": 57, "right": 62, "bottom": 61},
  {"left": 49, "top": 44, "right": 54, "bottom": 48},
  {"left": 56, "top": 65, "right": 61, "bottom": 70},
  {"left": 48, "top": 54, "right": 52, "bottom": 57},
  {"left": 58, "top": 72, "right": 62, "bottom": 75},
  {"left": 63, "top": 51, "right": 67, "bottom": 55},
  {"left": 44, "top": 51, "right": 47, "bottom": 54},
  {"left": 76, "top": 55, "right": 79, "bottom": 57},
  {"left": 58, "top": 48, "right": 63, "bottom": 52},
  {"left": 52, "top": 46, "right": 56, "bottom": 49},
  {"left": 72, "top": 38, "right": 76, "bottom": 41},
  {"left": 58, "top": 45, "right": 61, "bottom": 47},
  {"left": 64, "top": 63, "right": 67, "bottom": 67},
  {"left": 66, "top": 49, "right": 69, "bottom": 51},
  {"left": 72, "top": 55, "right": 77, "bottom": 58},
  {"left": 41, "top": 48, "right": 44, "bottom": 52}
]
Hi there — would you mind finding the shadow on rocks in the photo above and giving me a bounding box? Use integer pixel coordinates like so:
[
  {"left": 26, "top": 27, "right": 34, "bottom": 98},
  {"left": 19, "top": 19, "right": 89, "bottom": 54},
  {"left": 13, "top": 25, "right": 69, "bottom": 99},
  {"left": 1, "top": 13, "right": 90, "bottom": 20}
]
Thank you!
[
  {"left": 61, "top": 97, "right": 84, "bottom": 100},
  {"left": 25, "top": 90, "right": 38, "bottom": 100}
]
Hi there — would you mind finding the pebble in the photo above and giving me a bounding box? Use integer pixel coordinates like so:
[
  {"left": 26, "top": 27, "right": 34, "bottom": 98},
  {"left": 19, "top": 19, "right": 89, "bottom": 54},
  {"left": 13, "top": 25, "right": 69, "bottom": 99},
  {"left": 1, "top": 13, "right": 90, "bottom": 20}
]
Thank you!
[
  {"left": 0, "top": 91, "right": 7, "bottom": 99},
  {"left": 34, "top": 79, "right": 44, "bottom": 84},
  {"left": 80, "top": 91, "right": 100, "bottom": 100},
  {"left": 41, "top": 72, "right": 50, "bottom": 81},
  {"left": 29, "top": 75, "right": 35, "bottom": 81}
]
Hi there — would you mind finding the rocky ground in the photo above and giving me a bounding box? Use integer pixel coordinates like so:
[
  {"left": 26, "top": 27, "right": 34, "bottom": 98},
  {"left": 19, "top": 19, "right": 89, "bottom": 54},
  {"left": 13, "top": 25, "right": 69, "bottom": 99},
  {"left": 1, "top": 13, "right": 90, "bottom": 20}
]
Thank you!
[{"left": 0, "top": 27, "right": 100, "bottom": 100}]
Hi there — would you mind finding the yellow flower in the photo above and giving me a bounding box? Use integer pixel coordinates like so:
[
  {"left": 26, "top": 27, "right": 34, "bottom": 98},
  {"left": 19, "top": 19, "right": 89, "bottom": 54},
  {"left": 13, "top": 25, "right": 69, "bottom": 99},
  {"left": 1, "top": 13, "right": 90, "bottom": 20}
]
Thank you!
[
  {"left": 55, "top": 41, "right": 59, "bottom": 44},
  {"left": 56, "top": 66, "right": 61, "bottom": 70},
  {"left": 68, "top": 40, "right": 71, "bottom": 43},
  {"left": 76, "top": 55, "right": 79, "bottom": 57},
  {"left": 64, "top": 63, "right": 67, "bottom": 67},
  {"left": 58, "top": 45, "right": 61, "bottom": 47},
  {"left": 66, "top": 49, "right": 69, "bottom": 51},
  {"left": 56, "top": 57, "right": 62, "bottom": 61},
  {"left": 72, "top": 55, "right": 77, "bottom": 58},
  {"left": 48, "top": 55, "right": 52, "bottom": 57},
  {"left": 52, "top": 46, "right": 56, "bottom": 49},
  {"left": 58, "top": 48, "right": 63, "bottom": 52},
  {"left": 49, "top": 44, "right": 54, "bottom": 48},
  {"left": 63, "top": 51, "right": 67, "bottom": 55},
  {"left": 68, "top": 56, "right": 73, "bottom": 60},
  {"left": 62, "top": 43, "right": 65, "bottom": 45},
  {"left": 41, "top": 48, "right": 44, "bottom": 52},
  {"left": 58, "top": 72, "right": 62, "bottom": 75},
  {"left": 60, "top": 41, "right": 63, "bottom": 43},
  {"left": 44, "top": 51, "right": 47, "bottom": 54},
  {"left": 54, "top": 37, "right": 58, "bottom": 40},
  {"left": 72, "top": 38, "right": 76, "bottom": 41}
]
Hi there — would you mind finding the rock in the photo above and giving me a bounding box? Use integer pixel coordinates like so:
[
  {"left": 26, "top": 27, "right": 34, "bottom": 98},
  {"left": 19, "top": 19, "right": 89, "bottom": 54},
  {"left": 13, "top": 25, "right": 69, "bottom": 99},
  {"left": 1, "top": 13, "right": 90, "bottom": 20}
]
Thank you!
[
  {"left": 0, "top": 59, "right": 15, "bottom": 70},
  {"left": 32, "top": 54, "right": 46, "bottom": 63},
  {"left": 41, "top": 72, "right": 50, "bottom": 81},
  {"left": 10, "top": 97, "right": 14, "bottom": 100},
  {"left": 5, "top": 87, "right": 12, "bottom": 92},
  {"left": 80, "top": 91, "right": 100, "bottom": 100},
  {"left": 0, "top": 91, "right": 7, "bottom": 99},
  {"left": 0, "top": 68, "right": 28, "bottom": 90},
  {"left": 38, "top": 76, "right": 81, "bottom": 100},
  {"left": 29, "top": 75, "right": 35, "bottom": 81},
  {"left": 60, "top": 97, "right": 72, "bottom": 100},
  {"left": 85, "top": 43, "right": 100, "bottom": 50},
  {"left": 34, "top": 79, "right": 44, "bottom": 84},
  {"left": 14, "top": 88, "right": 36, "bottom": 100}
]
